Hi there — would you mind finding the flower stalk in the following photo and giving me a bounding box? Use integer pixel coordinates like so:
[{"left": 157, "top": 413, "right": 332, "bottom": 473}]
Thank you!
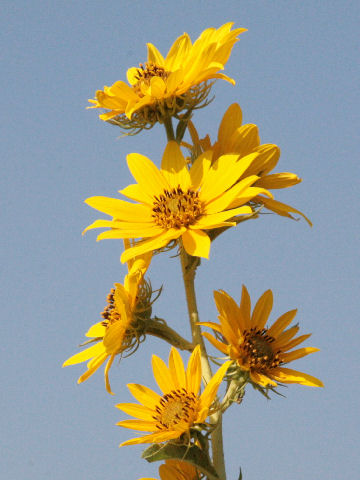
[{"left": 179, "top": 242, "right": 227, "bottom": 480}]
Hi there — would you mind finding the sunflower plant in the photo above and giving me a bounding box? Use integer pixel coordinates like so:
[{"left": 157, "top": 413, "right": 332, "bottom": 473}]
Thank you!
[{"left": 63, "top": 23, "right": 323, "bottom": 480}]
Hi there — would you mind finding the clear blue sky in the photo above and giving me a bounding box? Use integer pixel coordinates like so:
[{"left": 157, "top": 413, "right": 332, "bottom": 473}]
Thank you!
[{"left": 2, "top": 1, "right": 359, "bottom": 479}]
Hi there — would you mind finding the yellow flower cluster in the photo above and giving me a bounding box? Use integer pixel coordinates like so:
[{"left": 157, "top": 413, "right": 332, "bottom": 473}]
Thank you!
[{"left": 63, "top": 22, "right": 322, "bottom": 479}]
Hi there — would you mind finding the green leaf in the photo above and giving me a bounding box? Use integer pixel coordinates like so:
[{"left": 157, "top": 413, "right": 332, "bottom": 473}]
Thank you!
[
  {"left": 142, "top": 443, "right": 219, "bottom": 480},
  {"left": 237, "top": 467, "right": 243, "bottom": 480}
]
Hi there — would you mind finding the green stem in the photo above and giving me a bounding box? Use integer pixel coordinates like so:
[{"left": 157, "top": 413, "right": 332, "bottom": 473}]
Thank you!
[
  {"left": 163, "top": 115, "right": 175, "bottom": 141},
  {"left": 145, "top": 318, "right": 193, "bottom": 351},
  {"left": 179, "top": 242, "right": 226, "bottom": 480}
]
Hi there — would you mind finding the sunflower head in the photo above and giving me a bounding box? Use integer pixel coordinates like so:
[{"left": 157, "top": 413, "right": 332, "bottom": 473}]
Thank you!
[
  {"left": 62, "top": 250, "right": 153, "bottom": 394},
  {"left": 83, "top": 141, "right": 272, "bottom": 263},
  {"left": 116, "top": 346, "right": 230, "bottom": 446},
  {"left": 184, "top": 103, "right": 312, "bottom": 225},
  {"left": 88, "top": 23, "right": 246, "bottom": 133},
  {"left": 200, "top": 286, "right": 323, "bottom": 390}
]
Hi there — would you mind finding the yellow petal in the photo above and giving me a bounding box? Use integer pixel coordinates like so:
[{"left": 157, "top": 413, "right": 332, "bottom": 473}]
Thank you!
[
  {"left": 116, "top": 419, "right": 156, "bottom": 432},
  {"left": 168, "top": 348, "right": 186, "bottom": 389},
  {"left": 152, "top": 354, "right": 176, "bottom": 394},
  {"left": 260, "top": 197, "right": 312, "bottom": 226},
  {"left": 165, "top": 33, "right": 191, "bottom": 70},
  {"left": 120, "top": 184, "right": 154, "bottom": 205},
  {"left": 161, "top": 141, "right": 190, "bottom": 189},
  {"left": 182, "top": 229, "right": 210, "bottom": 258},
  {"left": 115, "top": 403, "right": 155, "bottom": 421},
  {"left": 119, "top": 430, "right": 180, "bottom": 447},
  {"left": 200, "top": 360, "right": 231, "bottom": 410},
  {"left": 84, "top": 196, "right": 151, "bottom": 220},
  {"left": 104, "top": 354, "right": 115, "bottom": 395},
  {"left": 239, "top": 285, "right": 252, "bottom": 330},
  {"left": 251, "top": 289, "right": 273, "bottom": 330},
  {"left": 201, "top": 152, "right": 259, "bottom": 201},
  {"left": 281, "top": 347, "right": 320, "bottom": 363},
  {"left": 271, "top": 367, "right": 323, "bottom": 387},
  {"left": 186, "top": 345, "right": 201, "bottom": 394},
  {"left": 217, "top": 103, "right": 242, "bottom": 148},
  {"left": 147, "top": 42, "right": 165, "bottom": 66},
  {"left": 213, "top": 290, "right": 242, "bottom": 331},
  {"left": 126, "top": 153, "right": 169, "bottom": 199},
  {"left": 63, "top": 342, "right": 104, "bottom": 366},
  {"left": 120, "top": 228, "right": 184, "bottom": 263},
  {"left": 279, "top": 333, "right": 311, "bottom": 351},
  {"left": 267, "top": 309, "right": 298, "bottom": 338},
  {"left": 189, "top": 150, "right": 212, "bottom": 189},
  {"left": 78, "top": 351, "right": 108, "bottom": 384},
  {"left": 202, "top": 332, "right": 228, "bottom": 355},
  {"left": 127, "top": 383, "right": 161, "bottom": 408},
  {"left": 85, "top": 321, "right": 106, "bottom": 338},
  {"left": 256, "top": 172, "right": 301, "bottom": 189}
]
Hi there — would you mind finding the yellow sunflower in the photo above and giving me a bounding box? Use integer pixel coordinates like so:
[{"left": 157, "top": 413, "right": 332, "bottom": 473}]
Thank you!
[
  {"left": 116, "top": 345, "right": 231, "bottom": 446},
  {"left": 185, "top": 103, "right": 311, "bottom": 224},
  {"left": 63, "top": 245, "right": 152, "bottom": 394},
  {"left": 139, "top": 460, "right": 199, "bottom": 480},
  {"left": 200, "top": 286, "right": 323, "bottom": 388},
  {"left": 88, "top": 23, "right": 246, "bottom": 127},
  {"left": 84, "top": 141, "right": 272, "bottom": 263}
]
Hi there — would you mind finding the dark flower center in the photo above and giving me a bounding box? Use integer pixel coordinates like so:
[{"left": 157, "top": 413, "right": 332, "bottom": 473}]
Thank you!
[
  {"left": 152, "top": 186, "right": 204, "bottom": 229},
  {"left": 133, "top": 62, "right": 169, "bottom": 95},
  {"left": 242, "top": 327, "right": 281, "bottom": 370},
  {"left": 153, "top": 388, "right": 197, "bottom": 430}
]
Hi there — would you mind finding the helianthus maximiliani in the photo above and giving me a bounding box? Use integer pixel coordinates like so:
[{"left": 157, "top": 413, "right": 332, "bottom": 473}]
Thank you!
[
  {"left": 84, "top": 141, "right": 272, "bottom": 263},
  {"left": 88, "top": 23, "right": 246, "bottom": 128},
  {"left": 63, "top": 247, "right": 152, "bottom": 394},
  {"left": 116, "top": 346, "right": 231, "bottom": 446},
  {"left": 200, "top": 286, "right": 323, "bottom": 388},
  {"left": 185, "top": 103, "right": 311, "bottom": 224},
  {"left": 139, "top": 459, "right": 200, "bottom": 480}
]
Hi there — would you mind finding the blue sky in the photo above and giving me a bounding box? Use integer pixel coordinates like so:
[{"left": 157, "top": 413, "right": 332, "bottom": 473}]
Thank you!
[{"left": 1, "top": 1, "right": 359, "bottom": 479}]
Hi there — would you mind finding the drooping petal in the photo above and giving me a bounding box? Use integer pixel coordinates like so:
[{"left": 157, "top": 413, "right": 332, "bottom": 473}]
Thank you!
[
  {"left": 182, "top": 229, "right": 210, "bottom": 258},
  {"left": 104, "top": 354, "right": 115, "bottom": 395},
  {"left": 119, "top": 430, "right": 181, "bottom": 446},
  {"left": 62, "top": 342, "right": 105, "bottom": 366},
  {"left": 78, "top": 351, "right": 108, "bottom": 383},
  {"left": 201, "top": 332, "right": 228, "bottom": 355},
  {"left": 120, "top": 228, "right": 185, "bottom": 263}
]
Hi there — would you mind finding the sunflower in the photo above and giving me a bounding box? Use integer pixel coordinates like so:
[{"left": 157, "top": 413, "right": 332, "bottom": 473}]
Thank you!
[
  {"left": 84, "top": 141, "right": 272, "bottom": 263},
  {"left": 200, "top": 286, "right": 323, "bottom": 388},
  {"left": 185, "top": 103, "right": 311, "bottom": 224},
  {"left": 139, "top": 460, "right": 200, "bottom": 480},
  {"left": 116, "top": 345, "right": 230, "bottom": 446},
  {"left": 88, "top": 23, "right": 246, "bottom": 129},
  {"left": 63, "top": 245, "right": 152, "bottom": 394}
]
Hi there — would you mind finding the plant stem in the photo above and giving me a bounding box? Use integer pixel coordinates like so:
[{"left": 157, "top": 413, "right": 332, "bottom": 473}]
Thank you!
[
  {"left": 146, "top": 318, "right": 194, "bottom": 351},
  {"left": 179, "top": 242, "right": 226, "bottom": 480},
  {"left": 163, "top": 115, "right": 175, "bottom": 141}
]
